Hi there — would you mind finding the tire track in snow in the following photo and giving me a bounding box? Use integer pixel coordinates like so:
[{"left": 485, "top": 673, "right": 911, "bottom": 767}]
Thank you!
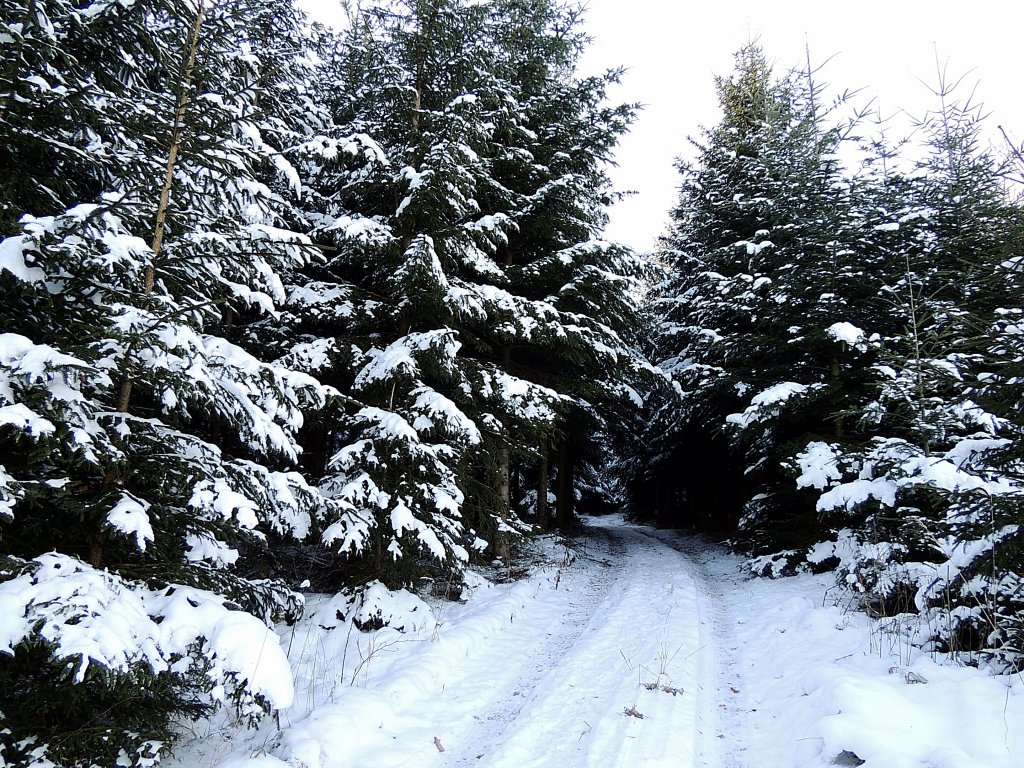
[
  {"left": 696, "top": 553, "right": 748, "bottom": 768},
  {"left": 448, "top": 525, "right": 626, "bottom": 767},
  {"left": 641, "top": 528, "right": 749, "bottom": 768},
  {"left": 461, "top": 519, "right": 713, "bottom": 768}
]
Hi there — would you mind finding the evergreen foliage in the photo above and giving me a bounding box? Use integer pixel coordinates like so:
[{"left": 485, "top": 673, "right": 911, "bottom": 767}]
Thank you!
[
  {"left": 799, "top": 75, "right": 1024, "bottom": 671},
  {"left": 0, "top": 0, "right": 642, "bottom": 763},
  {"left": 649, "top": 45, "right": 1024, "bottom": 671},
  {"left": 646, "top": 44, "right": 870, "bottom": 540},
  {"left": 265, "top": 0, "right": 646, "bottom": 589},
  {"left": 7, "top": 3, "right": 1022, "bottom": 763}
]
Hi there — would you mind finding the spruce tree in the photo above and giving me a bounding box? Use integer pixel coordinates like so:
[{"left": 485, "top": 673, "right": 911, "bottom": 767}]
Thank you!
[
  {"left": 650, "top": 44, "right": 870, "bottom": 550},
  {"left": 274, "top": 0, "right": 644, "bottom": 590},
  {"left": 0, "top": 2, "right": 360, "bottom": 763},
  {"left": 796, "top": 74, "right": 1024, "bottom": 665}
]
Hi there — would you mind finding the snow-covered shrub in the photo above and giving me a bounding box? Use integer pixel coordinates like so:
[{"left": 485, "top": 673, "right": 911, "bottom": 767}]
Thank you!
[
  {"left": 0, "top": 555, "right": 295, "bottom": 766},
  {"left": 791, "top": 433, "right": 1024, "bottom": 670}
]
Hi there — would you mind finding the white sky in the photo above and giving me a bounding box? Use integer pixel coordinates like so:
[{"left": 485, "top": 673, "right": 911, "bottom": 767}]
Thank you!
[{"left": 300, "top": 0, "right": 1024, "bottom": 252}]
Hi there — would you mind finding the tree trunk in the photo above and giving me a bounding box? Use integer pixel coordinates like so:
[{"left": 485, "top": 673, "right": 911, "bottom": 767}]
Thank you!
[
  {"left": 387, "top": 317, "right": 412, "bottom": 410},
  {"left": 374, "top": 531, "right": 383, "bottom": 581},
  {"left": 831, "top": 355, "right": 844, "bottom": 438},
  {"left": 98, "top": 2, "right": 207, "bottom": 571},
  {"left": 497, "top": 445, "right": 510, "bottom": 513},
  {"left": 147, "top": 0, "right": 206, "bottom": 291},
  {"left": 555, "top": 439, "right": 574, "bottom": 529},
  {"left": 537, "top": 440, "right": 549, "bottom": 530},
  {"left": 495, "top": 344, "right": 513, "bottom": 517},
  {"left": 410, "top": 3, "right": 439, "bottom": 138},
  {"left": 116, "top": 0, "right": 206, "bottom": 413},
  {"left": 88, "top": 524, "right": 104, "bottom": 569}
]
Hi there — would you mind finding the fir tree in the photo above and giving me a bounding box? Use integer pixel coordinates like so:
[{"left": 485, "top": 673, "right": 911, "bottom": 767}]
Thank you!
[
  {"left": 274, "top": 0, "right": 644, "bottom": 591},
  {"left": 796, "top": 72, "right": 1024, "bottom": 666},
  {"left": 649, "top": 44, "right": 871, "bottom": 548},
  {"left": 0, "top": 2, "right": 360, "bottom": 763}
]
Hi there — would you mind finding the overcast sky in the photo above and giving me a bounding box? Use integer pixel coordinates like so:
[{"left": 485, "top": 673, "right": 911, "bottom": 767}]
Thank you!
[{"left": 300, "top": 0, "right": 1024, "bottom": 252}]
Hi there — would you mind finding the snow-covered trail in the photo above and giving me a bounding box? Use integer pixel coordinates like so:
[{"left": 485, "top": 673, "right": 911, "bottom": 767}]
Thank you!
[
  {"left": 244, "top": 515, "right": 743, "bottom": 768},
  {"left": 448, "top": 518, "right": 735, "bottom": 768},
  {"left": 171, "top": 515, "right": 1024, "bottom": 768}
]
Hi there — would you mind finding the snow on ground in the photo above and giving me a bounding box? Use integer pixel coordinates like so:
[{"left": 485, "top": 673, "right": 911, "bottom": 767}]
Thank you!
[
  {"left": 167, "top": 516, "right": 1024, "bottom": 768},
  {"left": 644, "top": 528, "right": 1024, "bottom": 768}
]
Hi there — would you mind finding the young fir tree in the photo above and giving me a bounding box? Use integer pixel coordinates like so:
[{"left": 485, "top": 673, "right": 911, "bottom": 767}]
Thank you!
[
  {"left": 793, "top": 74, "right": 1024, "bottom": 667},
  {"left": 0, "top": 2, "right": 365, "bottom": 764}
]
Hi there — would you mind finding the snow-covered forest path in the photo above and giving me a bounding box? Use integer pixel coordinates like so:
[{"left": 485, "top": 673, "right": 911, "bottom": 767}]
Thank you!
[
  {"left": 277, "top": 515, "right": 747, "bottom": 768},
  {"left": 175, "top": 516, "right": 746, "bottom": 768},
  {"left": 439, "top": 517, "right": 740, "bottom": 768},
  {"left": 172, "top": 515, "right": 1024, "bottom": 768}
]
